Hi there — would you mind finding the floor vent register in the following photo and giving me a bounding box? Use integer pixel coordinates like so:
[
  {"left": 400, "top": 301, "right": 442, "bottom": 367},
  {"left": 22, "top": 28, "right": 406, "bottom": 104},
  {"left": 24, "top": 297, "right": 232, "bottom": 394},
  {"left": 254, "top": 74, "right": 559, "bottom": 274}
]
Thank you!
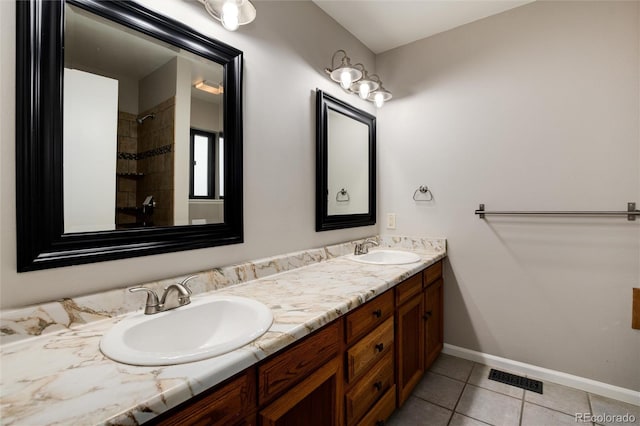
[{"left": 488, "top": 369, "right": 543, "bottom": 394}]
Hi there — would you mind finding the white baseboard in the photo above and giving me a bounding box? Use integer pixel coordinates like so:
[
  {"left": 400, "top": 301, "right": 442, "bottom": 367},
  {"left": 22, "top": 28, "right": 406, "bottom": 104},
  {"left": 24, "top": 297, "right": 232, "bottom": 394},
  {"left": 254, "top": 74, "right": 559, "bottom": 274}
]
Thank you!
[{"left": 442, "top": 344, "right": 640, "bottom": 407}]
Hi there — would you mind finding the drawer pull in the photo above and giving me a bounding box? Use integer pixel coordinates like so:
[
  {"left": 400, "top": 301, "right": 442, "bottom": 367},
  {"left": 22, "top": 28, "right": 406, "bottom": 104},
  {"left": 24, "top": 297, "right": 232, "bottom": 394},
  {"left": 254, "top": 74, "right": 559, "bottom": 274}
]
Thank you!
[
  {"left": 373, "top": 308, "right": 382, "bottom": 318},
  {"left": 375, "top": 343, "right": 384, "bottom": 353},
  {"left": 373, "top": 381, "right": 383, "bottom": 391}
]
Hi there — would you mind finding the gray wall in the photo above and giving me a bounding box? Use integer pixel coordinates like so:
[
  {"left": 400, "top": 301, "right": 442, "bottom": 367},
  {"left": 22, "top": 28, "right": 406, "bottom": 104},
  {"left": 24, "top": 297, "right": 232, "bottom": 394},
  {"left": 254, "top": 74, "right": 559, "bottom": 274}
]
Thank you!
[
  {"left": 376, "top": 1, "right": 640, "bottom": 390},
  {"left": 0, "top": 0, "right": 376, "bottom": 308}
]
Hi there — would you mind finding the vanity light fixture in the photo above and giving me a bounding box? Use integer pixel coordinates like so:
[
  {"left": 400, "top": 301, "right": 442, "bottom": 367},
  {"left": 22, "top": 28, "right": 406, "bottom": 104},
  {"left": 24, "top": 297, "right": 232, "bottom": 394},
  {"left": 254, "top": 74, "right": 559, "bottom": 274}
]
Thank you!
[
  {"left": 369, "top": 83, "right": 392, "bottom": 108},
  {"left": 349, "top": 65, "right": 380, "bottom": 100},
  {"left": 325, "top": 49, "right": 392, "bottom": 107},
  {"left": 198, "top": 0, "right": 256, "bottom": 31},
  {"left": 194, "top": 80, "right": 224, "bottom": 95},
  {"left": 326, "top": 49, "right": 363, "bottom": 90}
]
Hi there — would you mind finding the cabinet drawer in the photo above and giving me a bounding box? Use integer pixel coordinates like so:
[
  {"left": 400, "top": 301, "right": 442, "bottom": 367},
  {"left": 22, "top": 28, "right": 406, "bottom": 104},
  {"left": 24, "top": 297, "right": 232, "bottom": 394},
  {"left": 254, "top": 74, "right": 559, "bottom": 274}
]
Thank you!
[
  {"left": 258, "top": 321, "right": 340, "bottom": 405},
  {"left": 345, "top": 291, "right": 393, "bottom": 345},
  {"left": 356, "top": 385, "right": 396, "bottom": 426},
  {"left": 345, "top": 350, "right": 394, "bottom": 425},
  {"left": 346, "top": 317, "right": 394, "bottom": 383},
  {"left": 395, "top": 273, "right": 422, "bottom": 307},
  {"left": 424, "top": 260, "right": 442, "bottom": 285},
  {"left": 259, "top": 358, "right": 342, "bottom": 426},
  {"left": 153, "top": 368, "right": 255, "bottom": 426}
]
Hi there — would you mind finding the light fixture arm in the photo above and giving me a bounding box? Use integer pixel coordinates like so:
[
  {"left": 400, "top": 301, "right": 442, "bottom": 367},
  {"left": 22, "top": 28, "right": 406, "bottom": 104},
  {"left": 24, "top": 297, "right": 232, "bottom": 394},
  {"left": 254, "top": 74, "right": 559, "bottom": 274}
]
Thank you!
[{"left": 331, "top": 49, "right": 349, "bottom": 69}]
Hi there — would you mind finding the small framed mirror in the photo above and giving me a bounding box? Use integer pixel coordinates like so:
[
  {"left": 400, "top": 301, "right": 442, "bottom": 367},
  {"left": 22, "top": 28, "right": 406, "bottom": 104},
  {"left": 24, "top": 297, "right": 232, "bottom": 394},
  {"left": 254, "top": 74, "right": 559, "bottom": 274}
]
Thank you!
[
  {"left": 16, "top": 0, "right": 243, "bottom": 271},
  {"left": 316, "top": 90, "right": 376, "bottom": 231}
]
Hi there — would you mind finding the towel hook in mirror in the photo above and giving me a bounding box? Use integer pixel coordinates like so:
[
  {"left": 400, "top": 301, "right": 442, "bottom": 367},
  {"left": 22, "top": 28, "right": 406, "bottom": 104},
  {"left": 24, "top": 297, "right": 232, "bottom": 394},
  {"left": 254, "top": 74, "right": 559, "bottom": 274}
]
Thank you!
[{"left": 336, "top": 188, "right": 350, "bottom": 202}]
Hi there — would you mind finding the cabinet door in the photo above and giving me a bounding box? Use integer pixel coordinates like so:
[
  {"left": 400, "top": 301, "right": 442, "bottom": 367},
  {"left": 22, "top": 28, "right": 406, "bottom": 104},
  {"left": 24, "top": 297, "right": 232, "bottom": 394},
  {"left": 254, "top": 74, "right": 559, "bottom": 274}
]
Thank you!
[
  {"left": 424, "top": 278, "right": 444, "bottom": 368},
  {"left": 151, "top": 369, "right": 256, "bottom": 426},
  {"left": 395, "top": 292, "right": 425, "bottom": 407},
  {"left": 259, "top": 358, "right": 343, "bottom": 426}
]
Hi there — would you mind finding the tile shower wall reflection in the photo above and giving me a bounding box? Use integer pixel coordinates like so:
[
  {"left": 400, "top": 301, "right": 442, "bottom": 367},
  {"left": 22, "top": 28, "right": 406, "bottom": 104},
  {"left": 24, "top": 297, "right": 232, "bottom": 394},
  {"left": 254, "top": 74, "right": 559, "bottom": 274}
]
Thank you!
[
  {"left": 115, "top": 98, "right": 176, "bottom": 228},
  {"left": 137, "top": 97, "right": 176, "bottom": 227},
  {"left": 116, "top": 111, "right": 139, "bottom": 227}
]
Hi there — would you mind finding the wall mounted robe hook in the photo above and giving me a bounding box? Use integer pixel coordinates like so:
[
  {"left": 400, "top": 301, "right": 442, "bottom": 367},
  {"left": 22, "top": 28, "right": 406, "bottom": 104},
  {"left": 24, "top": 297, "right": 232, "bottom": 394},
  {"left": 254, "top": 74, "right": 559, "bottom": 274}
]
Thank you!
[{"left": 413, "top": 185, "right": 433, "bottom": 201}]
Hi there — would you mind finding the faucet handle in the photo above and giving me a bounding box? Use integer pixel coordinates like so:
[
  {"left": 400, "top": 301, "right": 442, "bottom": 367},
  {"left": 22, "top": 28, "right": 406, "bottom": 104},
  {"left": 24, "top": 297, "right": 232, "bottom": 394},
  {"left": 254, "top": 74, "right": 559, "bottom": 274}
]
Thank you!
[
  {"left": 178, "top": 275, "right": 197, "bottom": 294},
  {"left": 129, "top": 287, "right": 160, "bottom": 314}
]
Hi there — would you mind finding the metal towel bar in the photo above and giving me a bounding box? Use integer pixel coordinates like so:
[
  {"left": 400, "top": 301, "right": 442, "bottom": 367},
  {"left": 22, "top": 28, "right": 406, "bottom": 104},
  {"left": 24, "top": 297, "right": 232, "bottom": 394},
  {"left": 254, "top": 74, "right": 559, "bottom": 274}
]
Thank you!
[{"left": 475, "top": 203, "right": 639, "bottom": 221}]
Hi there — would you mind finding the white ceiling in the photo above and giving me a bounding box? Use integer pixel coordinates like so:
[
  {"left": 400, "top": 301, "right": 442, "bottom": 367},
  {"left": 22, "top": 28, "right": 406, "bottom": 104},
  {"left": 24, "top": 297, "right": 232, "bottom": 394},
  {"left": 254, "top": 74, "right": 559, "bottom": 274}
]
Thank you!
[{"left": 312, "top": 0, "right": 535, "bottom": 54}]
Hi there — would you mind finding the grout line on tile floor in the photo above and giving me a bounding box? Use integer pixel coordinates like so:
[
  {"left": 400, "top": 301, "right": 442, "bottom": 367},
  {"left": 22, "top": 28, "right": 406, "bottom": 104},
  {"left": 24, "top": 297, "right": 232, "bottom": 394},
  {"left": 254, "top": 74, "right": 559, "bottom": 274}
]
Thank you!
[
  {"left": 446, "top": 382, "right": 468, "bottom": 425},
  {"left": 586, "top": 392, "right": 596, "bottom": 426},
  {"left": 428, "top": 369, "right": 467, "bottom": 385},
  {"left": 518, "top": 388, "right": 525, "bottom": 426},
  {"left": 464, "top": 362, "right": 475, "bottom": 382}
]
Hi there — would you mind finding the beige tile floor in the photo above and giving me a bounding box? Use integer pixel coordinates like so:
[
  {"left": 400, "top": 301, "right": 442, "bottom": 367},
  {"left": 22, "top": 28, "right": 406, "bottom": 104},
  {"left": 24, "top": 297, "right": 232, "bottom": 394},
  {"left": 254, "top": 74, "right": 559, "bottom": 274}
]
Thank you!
[{"left": 387, "top": 354, "right": 640, "bottom": 426}]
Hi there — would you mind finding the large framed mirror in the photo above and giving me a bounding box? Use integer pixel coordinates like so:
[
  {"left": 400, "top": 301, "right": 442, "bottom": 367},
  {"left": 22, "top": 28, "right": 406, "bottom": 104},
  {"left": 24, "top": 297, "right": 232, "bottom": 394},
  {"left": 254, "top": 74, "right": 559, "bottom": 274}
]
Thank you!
[
  {"left": 16, "top": 0, "right": 243, "bottom": 271},
  {"left": 316, "top": 90, "right": 376, "bottom": 231}
]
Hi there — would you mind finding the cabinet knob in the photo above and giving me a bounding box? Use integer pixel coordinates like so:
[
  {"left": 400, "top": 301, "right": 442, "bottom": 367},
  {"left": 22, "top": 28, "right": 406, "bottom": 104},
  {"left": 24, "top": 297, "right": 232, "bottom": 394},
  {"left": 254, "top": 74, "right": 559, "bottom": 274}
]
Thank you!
[
  {"left": 423, "top": 310, "right": 432, "bottom": 321},
  {"left": 373, "top": 381, "right": 383, "bottom": 391},
  {"left": 375, "top": 421, "right": 385, "bottom": 426},
  {"left": 375, "top": 343, "right": 384, "bottom": 352},
  {"left": 373, "top": 308, "right": 382, "bottom": 318}
]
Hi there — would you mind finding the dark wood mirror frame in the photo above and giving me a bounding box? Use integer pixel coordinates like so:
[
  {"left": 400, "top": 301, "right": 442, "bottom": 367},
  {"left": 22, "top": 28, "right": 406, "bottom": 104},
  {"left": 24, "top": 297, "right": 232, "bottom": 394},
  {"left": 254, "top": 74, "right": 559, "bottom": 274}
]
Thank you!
[
  {"left": 16, "top": 0, "right": 244, "bottom": 272},
  {"left": 316, "top": 90, "right": 376, "bottom": 231}
]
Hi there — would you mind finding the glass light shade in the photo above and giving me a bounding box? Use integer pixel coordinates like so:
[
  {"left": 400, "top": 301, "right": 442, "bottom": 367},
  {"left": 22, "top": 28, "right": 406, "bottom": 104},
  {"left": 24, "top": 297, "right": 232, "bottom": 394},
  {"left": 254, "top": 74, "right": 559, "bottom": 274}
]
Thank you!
[
  {"left": 358, "top": 82, "right": 371, "bottom": 99},
  {"left": 221, "top": 2, "right": 240, "bottom": 31},
  {"left": 201, "top": 0, "right": 256, "bottom": 30},
  {"left": 350, "top": 76, "right": 379, "bottom": 99},
  {"left": 340, "top": 71, "right": 353, "bottom": 89},
  {"left": 369, "top": 86, "right": 392, "bottom": 108},
  {"left": 330, "top": 67, "right": 362, "bottom": 88},
  {"left": 374, "top": 92, "right": 385, "bottom": 108}
]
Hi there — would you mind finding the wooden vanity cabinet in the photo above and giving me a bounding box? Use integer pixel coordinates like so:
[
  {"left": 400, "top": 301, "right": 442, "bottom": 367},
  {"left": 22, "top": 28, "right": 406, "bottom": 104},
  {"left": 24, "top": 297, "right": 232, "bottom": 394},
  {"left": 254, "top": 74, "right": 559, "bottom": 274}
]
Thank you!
[
  {"left": 145, "top": 259, "right": 444, "bottom": 426},
  {"left": 395, "top": 273, "right": 425, "bottom": 407},
  {"left": 343, "top": 293, "right": 396, "bottom": 426},
  {"left": 395, "top": 260, "right": 444, "bottom": 407},
  {"left": 259, "top": 357, "right": 343, "bottom": 426},
  {"left": 424, "top": 262, "right": 444, "bottom": 369},
  {"left": 258, "top": 321, "right": 342, "bottom": 426},
  {"left": 149, "top": 368, "right": 257, "bottom": 426}
]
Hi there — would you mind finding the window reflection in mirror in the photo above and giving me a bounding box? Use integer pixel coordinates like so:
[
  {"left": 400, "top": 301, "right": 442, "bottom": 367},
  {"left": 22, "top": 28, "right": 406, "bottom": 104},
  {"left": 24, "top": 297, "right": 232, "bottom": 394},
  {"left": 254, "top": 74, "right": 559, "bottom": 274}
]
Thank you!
[{"left": 63, "top": 3, "right": 225, "bottom": 232}]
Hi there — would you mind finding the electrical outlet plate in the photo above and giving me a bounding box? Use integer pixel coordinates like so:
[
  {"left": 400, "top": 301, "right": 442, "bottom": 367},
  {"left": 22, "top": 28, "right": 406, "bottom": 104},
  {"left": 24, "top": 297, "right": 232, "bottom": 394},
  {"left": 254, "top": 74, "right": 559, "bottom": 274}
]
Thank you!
[{"left": 387, "top": 213, "right": 396, "bottom": 229}]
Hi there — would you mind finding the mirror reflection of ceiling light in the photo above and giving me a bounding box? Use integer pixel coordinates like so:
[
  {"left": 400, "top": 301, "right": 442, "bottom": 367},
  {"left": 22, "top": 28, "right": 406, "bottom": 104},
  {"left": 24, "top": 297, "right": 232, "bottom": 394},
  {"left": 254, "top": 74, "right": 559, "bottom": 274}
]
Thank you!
[
  {"left": 194, "top": 81, "right": 224, "bottom": 95},
  {"left": 198, "top": 0, "right": 256, "bottom": 31},
  {"left": 325, "top": 50, "right": 393, "bottom": 108}
]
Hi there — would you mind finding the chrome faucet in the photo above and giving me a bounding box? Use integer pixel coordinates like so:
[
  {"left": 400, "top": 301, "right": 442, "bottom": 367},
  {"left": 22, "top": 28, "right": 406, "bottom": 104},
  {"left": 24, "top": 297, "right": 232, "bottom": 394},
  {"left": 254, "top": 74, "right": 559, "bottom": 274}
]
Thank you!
[
  {"left": 354, "top": 238, "right": 379, "bottom": 255},
  {"left": 129, "top": 275, "right": 196, "bottom": 315}
]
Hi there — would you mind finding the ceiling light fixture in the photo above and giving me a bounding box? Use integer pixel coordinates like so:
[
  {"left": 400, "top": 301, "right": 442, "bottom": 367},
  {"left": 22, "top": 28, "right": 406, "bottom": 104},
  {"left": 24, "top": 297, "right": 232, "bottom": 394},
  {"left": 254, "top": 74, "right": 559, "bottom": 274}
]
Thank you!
[
  {"left": 325, "top": 49, "right": 392, "bottom": 108},
  {"left": 198, "top": 0, "right": 256, "bottom": 31},
  {"left": 194, "top": 81, "right": 224, "bottom": 95}
]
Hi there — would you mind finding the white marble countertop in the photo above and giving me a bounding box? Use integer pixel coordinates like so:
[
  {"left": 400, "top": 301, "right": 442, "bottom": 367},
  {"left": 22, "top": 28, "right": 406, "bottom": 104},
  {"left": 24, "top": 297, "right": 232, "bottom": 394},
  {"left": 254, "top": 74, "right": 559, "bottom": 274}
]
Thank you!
[{"left": 0, "top": 237, "right": 445, "bottom": 425}]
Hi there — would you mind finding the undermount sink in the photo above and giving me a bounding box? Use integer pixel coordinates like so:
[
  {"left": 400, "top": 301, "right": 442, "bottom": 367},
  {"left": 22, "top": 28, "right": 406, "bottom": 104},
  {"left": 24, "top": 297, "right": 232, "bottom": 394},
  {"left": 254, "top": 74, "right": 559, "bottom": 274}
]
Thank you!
[
  {"left": 100, "top": 295, "right": 273, "bottom": 366},
  {"left": 346, "top": 249, "right": 422, "bottom": 265}
]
